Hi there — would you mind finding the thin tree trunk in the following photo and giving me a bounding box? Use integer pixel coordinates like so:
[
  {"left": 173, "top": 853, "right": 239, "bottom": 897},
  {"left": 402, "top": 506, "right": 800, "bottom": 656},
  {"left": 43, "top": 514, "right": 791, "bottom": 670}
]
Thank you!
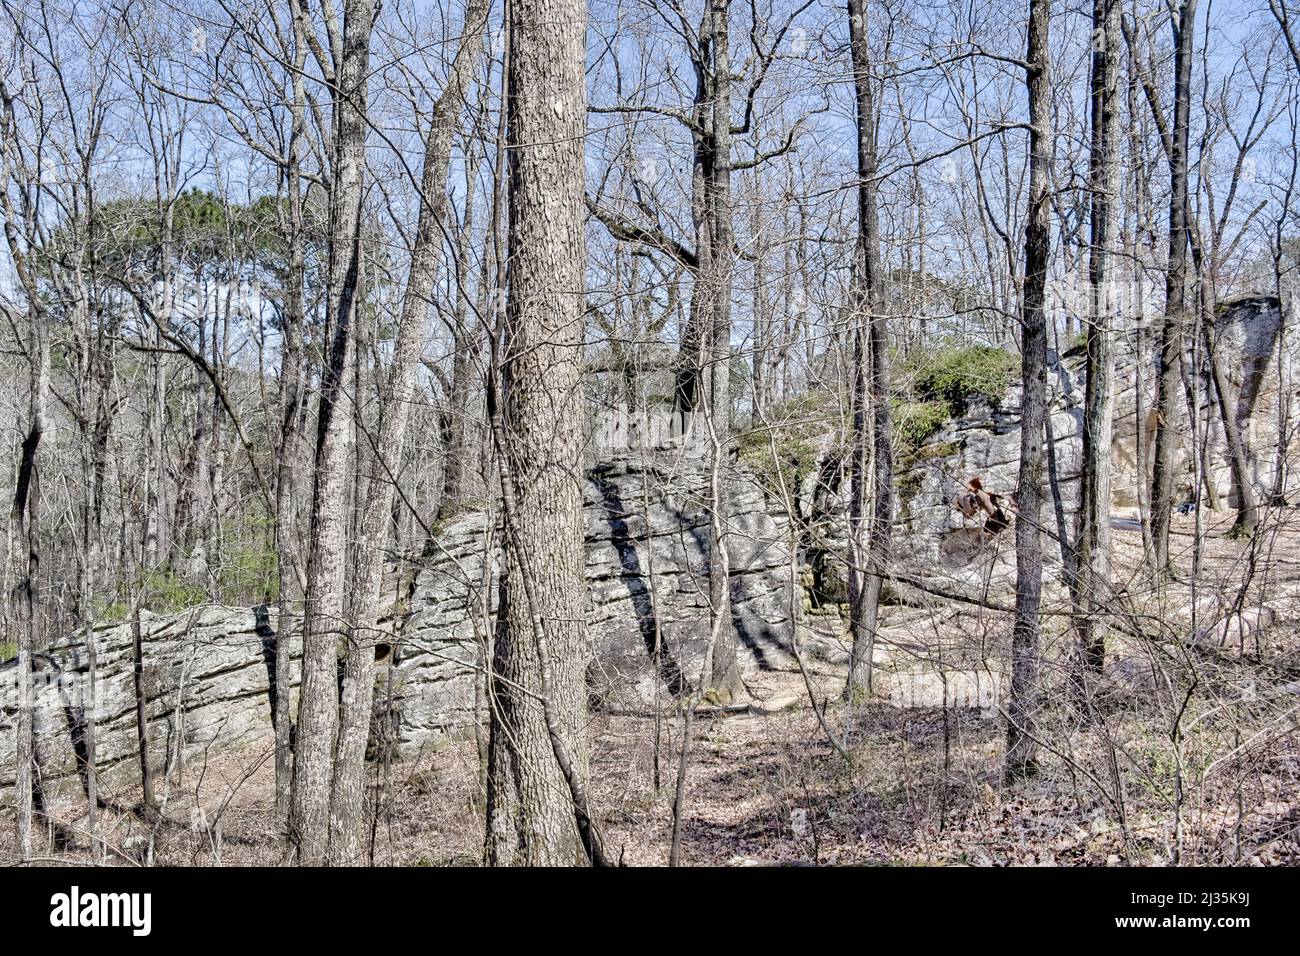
[
  {"left": 1193, "top": 253, "right": 1257, "bottom": 537},
  {"left": 440, "top": 118, "right": 485, "bottom": 517},
  {"left": 705, "top": 0, "right": 742, "bottom": 701},
  {"left": 1149, "top": 0, "right": 1197, "bottom": 575},
  {"left": 131, "top": 600, "right": 156, "bottom": 814},
  {"left": 274, "top": 6, "right": 311, "bottom": 829},
  {"left": 668, "top": 702, "right": 694, "bottom": 866},
  {"left": 845, "top": 0, "right": 893, "bottom": 702},
  {"left": 1126, "top": 52, "right": 1156, "bottom": 559},
  {"left": 1075, "top": 0, "right": 1120, "bottom": 692},
  {"left": 1006, "top": 0, "right": 1053, "bottom": 782},
  {"left": 8, "top": 304, "right": 48, "bottom": 864},
  {"left": 144, "top": 315, "right": 167, "bottom": 569},
  {"left": 289, "top": 0, "right": 377, "bottom": 865},
  {"left": 328, "top": 0, "right": 488, "bottom": 866},
  {"left": 1, "top": 96, "right": 51, "bottom": 860},
  {"left": 672, "top": 8, "right": 716, "bottom": 429}
]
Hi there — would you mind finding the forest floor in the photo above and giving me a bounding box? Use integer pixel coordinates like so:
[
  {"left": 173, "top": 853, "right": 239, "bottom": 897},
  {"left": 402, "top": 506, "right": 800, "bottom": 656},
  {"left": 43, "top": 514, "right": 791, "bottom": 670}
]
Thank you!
[{"left": 5, "top": 512, "right": 1300, "bottom": 867}]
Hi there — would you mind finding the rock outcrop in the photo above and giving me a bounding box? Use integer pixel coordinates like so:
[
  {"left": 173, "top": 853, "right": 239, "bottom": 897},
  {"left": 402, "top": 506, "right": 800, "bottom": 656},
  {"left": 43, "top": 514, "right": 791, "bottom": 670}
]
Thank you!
[
  {"left": 356, "top": 455, "right": 798, "bottom": 754},
  {"left": 1, "top": 457, "right": 797, "bottom": 802},
  {"left": 0, "top": 606, "right": 289, "bottom": 805},
  {"left": 888, "top": 295, "right": 1298, "bottom": 580}
]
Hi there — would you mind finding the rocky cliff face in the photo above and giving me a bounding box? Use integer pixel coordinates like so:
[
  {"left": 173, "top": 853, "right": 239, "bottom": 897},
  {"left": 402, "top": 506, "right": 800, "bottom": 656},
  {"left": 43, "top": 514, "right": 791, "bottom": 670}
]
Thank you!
[
  {"left": 1, "top": 457, "right": 798, "bottom": 802},
  {"left": 392, "top": 457, "right": 796, "bottom": 749},
  {"left": 4, "top": 295, "right": 1294, "bottom": 803},
  {"left": 885, "top": 295, "right": 1298, "bottom": 582},
  {"left": 0, "top": 606, "right": 290, "bottom": 805}
]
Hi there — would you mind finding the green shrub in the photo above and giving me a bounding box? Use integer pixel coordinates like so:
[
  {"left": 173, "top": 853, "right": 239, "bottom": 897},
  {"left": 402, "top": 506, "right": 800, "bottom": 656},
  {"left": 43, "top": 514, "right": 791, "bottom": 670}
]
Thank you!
[
  {"left": 97, "top": 601, "right": 130, "bottom": 624},
  {"left": 218, "top": 540, "right": 279, "bottom": 604},
  {"left": 738, "top": 425, "right": 821, "bottom": 482},
  {"left": 892, "top": 399, "right": 952, "bottom": 460},
  {"left": 140, "top": 570, "right": 209, "bottom": 613},
  {"left": 0, "top": 641, "right": 16, "bottom": 663},
  {"left": 736, "top": 344, "right": 1015, "bottom": 498},
  {"left": 737, "top": 389, "right": 844, "bottom": 493},
  {"left": 907, "top": 344, "right": 1017, "bottom": 412}
]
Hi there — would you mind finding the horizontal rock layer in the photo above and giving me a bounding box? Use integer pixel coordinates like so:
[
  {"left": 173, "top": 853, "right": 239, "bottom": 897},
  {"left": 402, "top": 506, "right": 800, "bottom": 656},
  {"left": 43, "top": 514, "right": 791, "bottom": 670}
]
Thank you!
[{"left": 1, "top": 457, "right": 796, "bottom": 802}]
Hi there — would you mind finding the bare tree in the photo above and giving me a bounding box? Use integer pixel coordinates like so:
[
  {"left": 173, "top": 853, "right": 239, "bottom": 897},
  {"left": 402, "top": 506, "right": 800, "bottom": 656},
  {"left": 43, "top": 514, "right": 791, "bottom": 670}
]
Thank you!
[
  {"left": 1147, "top": 0, "right": 1197, "bottom": 575},
  {"left": 1006, "top": 0, "right": 1052, "bottom": 782},
  {"left": 273, "top": 0, "right": 314, "bottom": 831},
  {"left": 484, "top": 0, "right": 606, "bottom": 866},
  {"left": 844, "top": 0, "right": 894, "bottom": 702},
  {"left": 290, "top": 0, "right": 378, "bottom": 865},
  {"left": 328, "top": 0, "right": 489, "bottom": 866},
  {"left": 1074, "top": 0, "right": 1120, "bottom": 694},
  {"left": 0, "top": 71, "right": 52, "bottom": 859}
]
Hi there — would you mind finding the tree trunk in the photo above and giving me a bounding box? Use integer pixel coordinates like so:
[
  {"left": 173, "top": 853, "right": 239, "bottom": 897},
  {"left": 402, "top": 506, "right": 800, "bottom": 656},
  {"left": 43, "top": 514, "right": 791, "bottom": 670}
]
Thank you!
[
  {"left": 672, "top": 8, "right": 716, "bottom": 430},
  {"left": 1126, "top": 62, "right": 1155, "bottom": 560},
  {"left": 131, "top": 601, "right": 156, "bottom": 814},
  {"left": 1074, "top": 0, "right": 1120, "bottom": 691},
  {"left": 328, "top": 0, "right": 488, "bottom": 866},
  {"left": 289, "top": 0, "right": 377, "bottom": 865},
  {"left": 845, "top": 0, "right": 894, "bottom": 702},
  {"left": 274, "top": 6, "right": 311, "bottom": 828},
  {"left": 705, "top": 0, "right": 742, "bottom": 701},
  {"left": 1193, "top": 252, "right": 1257, "bottom": 537},
  {"left": 440, "top": 127, "right": 484, "bottom": 518},
  {"left": 2, "top": 99, "right": 53, "bottom": 859},
  {"left": 484, "top": 0, "right": 598, "bottom": 866},
  {"left": 8, "top": 306, "right": 48, "bottom": 863},
  {"left": 1007, "top": 0, "right": 1053, "bottom": 782},
  {"left": 1148, "top": 0, "right": 1197, "bottom": 575}
]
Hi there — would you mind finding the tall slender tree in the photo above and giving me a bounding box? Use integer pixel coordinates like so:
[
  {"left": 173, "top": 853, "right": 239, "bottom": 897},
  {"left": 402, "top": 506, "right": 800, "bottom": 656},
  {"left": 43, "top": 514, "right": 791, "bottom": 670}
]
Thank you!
[
  {"left": 705, "top": 0, "right": 742, "bottom": 702},
  {"left": 290, "top": 0, "right": 378, "bottom": 865},
  {"left": 844, "top": 0, "right": 894, "bottom": 702},
  {"left": 0, "top": 86, "right": 51, "bottom": 855},
  {"left": 1148, "top": 0, "right": 1198, "bottom": 575},
  {"left": 1006, "top": 0, "right": 1053, "bottom": 781},
  {"left": 273, "top": 0, "right": 313, "bottom": 830},
  {"left": 328, "top": 0, "right": 490, "bottom": 866},
  {"left": 1074, "top": 0, "right": 1120, "bottom": 691}
]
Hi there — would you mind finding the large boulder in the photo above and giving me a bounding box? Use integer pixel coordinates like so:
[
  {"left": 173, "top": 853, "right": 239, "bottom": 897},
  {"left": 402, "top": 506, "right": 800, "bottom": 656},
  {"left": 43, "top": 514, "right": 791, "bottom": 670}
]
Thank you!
[{"left": 393, "top": 455, "right": 797, "bottom": 748}]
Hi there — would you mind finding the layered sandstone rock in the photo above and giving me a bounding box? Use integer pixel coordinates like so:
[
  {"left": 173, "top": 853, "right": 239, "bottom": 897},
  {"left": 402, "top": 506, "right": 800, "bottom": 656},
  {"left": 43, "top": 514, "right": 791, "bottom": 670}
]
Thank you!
[{"left": 1, "top": 456, "right": 797, "bottom": 801}]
